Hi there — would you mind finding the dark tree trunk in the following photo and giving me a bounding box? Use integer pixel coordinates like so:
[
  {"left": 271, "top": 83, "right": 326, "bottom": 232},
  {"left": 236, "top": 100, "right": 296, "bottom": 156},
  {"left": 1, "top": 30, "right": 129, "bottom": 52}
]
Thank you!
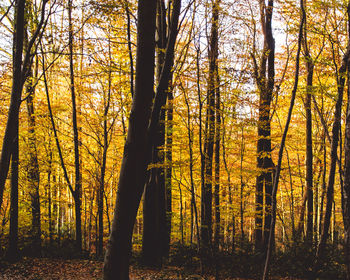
[
  {"left": 314, "top": 10, "right": 350, "bottom": 275},
  {"left": 201, "top": 0, "right": 220, "bottom": 253},
  {"left": 26, "top": 65, "right": 41, "bottom": 256},
  {"left": 262, "top": 1, "right": 304, "bottom": 277},
  {"left": 6, "top": 118, "right": 19, "bottom": 261},
  {"left": 164, "top": 83, "right": 174, "bottom": 257},
  {"left": 142, "top": 0, "right": 181, "bottom": 265},
  {"left": 103, "top": 0, "right": 158, "bottom": 278},
  {"left": 98, "top": 32, "right": 113, "bottom": 259},
  {"left": 0, "top": 0, "right": 26, "bottom": 211},
  {"left": 214, "top": 64, "right": 221, "bottom": 251},
  {"left": 0, "top": 0, "right": 48, "bottom": 212},
  {"left": 344, "top": 6, "right": 350, "bottom": 278},
  {"left": 344, "top": 70, "right": 350, "bottom": 280},
  {"left": 142, "top": 0, "right": 167, "bottom": 266},
  {"left": 303, "top": 6, "right": 314, "bottom": 246},
  {"left": 68, "top": 0, "right": 82, "bottom": 253},
  {"left": 253, "top": 0, "right": 275, "bottom": 253}
]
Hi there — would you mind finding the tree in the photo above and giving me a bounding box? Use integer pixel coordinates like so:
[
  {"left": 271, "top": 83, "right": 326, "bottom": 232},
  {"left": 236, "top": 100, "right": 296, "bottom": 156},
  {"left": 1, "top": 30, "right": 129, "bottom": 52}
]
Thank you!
[
  {"left": 0, "top": 0, "right": 49, "bottom": 213},
  {"left": 314, "top": 2, "right": 350, "bottom": 275},
  {"left": 68, "top": 0, "right": 82, "bottom": 253},
  {"left": 201, "top": 0, "right": 220, "bottom": 254},
  {"left": 252, "top": 0, "right": 275, "bottom": 252},
  {"left": 103, "top": 0, "right": 158, "bottom": 278}
]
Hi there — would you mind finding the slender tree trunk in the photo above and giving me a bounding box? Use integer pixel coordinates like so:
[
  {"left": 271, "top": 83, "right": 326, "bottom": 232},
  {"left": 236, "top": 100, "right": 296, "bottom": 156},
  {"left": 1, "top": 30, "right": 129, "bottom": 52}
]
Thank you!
[
  {"left": 262, "top": 1, "right": 304, "bottom": 277},
  {"left": 6, "top": 118, "right": 19, "bottom": 261},
  {"left": 240, "top": 126, "right": 245, "bottom": 244},
  {"left": 303, "top": 5, "right": 314, "bottom": 246},
  {"left": 344, "top": 6, "right": 350, "bottom": 277},
  {"left": 48, "top": 147, "right": 53, "bottom": 246},
  {"left": 214, "top": 64, "right": 221, "bottom": 251},
  {"left": 97, "top": 29, "right": 113, "bottom": 259},
  {"left": 201, "top": 0, "right": 220, "bottom": 254},
  {"left": 314, "top": 29, "right": 350, "bottom": 278},
  {"left": 68, "top": 0, "right": 82, "bottom": 253},
  {"left": 164, "top": 83, "right": 174, "bottom": 256},
  {"left": 26, "top": 64, "right": 41, "bottom": 256}
]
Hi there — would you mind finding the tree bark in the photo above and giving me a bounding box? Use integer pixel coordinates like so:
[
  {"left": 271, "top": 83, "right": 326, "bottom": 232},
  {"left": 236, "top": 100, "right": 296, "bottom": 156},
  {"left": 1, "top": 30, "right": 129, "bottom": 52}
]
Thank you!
[
  {"left": 262, "top": 1, "right": 304, "bottom": 277},
  {"left": 26, "top": 63, "right": 41, "bottom": 256},
  {"left": 6, "top": 118, "right": 19, "bottom": 261},
  {"left": 0, "top": 0, "right": 26, "bottom": 212},
  {"left": 303, "top": 2, "right": 314, "bottom": 245},
  {"left": 142, "top": 0, "right": 167, "bottom": 266},
  {"left": 253, "top": 0, "right": 275, "bottom": 252},
  {"left": 214, "top": 64, "right": 221, "bottom": 251},
  {"left": 201, "top": 0, "right": 220, "bottom": 254},
  {"left": 68, "top": 0, "right": 82, "bottom": 253},
  {"left": 314, "top": 26, "right": 350, "bottom": 278},
  {"left": 103, "top": 0, "right": 157, "bottom": 278}
]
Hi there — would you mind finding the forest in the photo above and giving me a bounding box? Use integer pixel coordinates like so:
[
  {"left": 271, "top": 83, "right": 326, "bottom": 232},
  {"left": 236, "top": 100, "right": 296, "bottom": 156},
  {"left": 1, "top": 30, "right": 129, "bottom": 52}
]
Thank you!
[{"left": 1, "top": 0, "right": 350, "bottom": 279}]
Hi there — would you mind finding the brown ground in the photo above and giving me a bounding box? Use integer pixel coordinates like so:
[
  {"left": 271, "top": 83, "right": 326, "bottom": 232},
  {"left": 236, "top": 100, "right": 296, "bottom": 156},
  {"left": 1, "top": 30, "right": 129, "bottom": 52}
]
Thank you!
[{"left": 0, "top": 257, "right": 300, "bottom": 279}]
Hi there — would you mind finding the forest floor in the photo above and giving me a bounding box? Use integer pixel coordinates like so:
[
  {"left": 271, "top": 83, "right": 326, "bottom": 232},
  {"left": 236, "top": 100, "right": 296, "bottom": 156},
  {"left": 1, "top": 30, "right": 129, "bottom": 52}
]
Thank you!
[{"left": 0, "top": 257, "right": 302, "bottom": 280}]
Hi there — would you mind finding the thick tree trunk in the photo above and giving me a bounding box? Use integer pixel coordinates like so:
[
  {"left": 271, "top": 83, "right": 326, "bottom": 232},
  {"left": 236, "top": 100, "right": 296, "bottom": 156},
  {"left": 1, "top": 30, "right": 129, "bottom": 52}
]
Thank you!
[
  {"left": 142, "top": 0, "right": 180, "bottom": 264},
  {"left": 103, "top": 0, "right": 157, "bottom": 278},
  {"left": 254, "top": 0, "right": 275, "bottom": 253},
  {"left": 142, "top": 0, "right": 167, "bottom": 265}
]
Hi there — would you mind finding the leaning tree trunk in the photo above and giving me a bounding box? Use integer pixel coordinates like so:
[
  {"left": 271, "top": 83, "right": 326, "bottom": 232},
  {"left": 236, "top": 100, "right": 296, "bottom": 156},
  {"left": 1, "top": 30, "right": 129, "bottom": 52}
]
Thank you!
[
  {"left": 103, "top": 0, "right": 158, "bottom": 278},
  {"left": 142, "top": 0, "right": 167, "bottom": 266},
  {"left": 0, "top": 0, "right": 26, "bottom": 211}
]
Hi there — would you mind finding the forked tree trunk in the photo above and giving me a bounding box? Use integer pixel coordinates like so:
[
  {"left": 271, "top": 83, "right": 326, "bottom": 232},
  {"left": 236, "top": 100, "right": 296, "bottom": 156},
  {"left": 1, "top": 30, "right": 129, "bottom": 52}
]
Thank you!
[{"left": 253, "top": 0, "right": 275, "bottom": 252}]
